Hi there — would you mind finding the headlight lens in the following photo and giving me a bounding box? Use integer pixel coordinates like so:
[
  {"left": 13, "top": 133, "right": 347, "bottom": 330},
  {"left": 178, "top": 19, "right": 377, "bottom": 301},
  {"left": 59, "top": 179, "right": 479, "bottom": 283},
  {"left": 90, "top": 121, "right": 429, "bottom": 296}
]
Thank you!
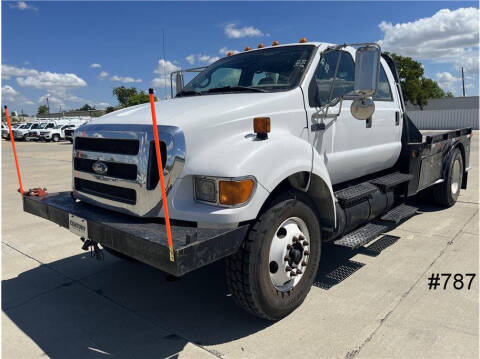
[
  {"left": 194, "top": 177, "right": 255, "bottom": 206},
  {"left": 194, "top": 177, "right": 216, "bottom": 203}
]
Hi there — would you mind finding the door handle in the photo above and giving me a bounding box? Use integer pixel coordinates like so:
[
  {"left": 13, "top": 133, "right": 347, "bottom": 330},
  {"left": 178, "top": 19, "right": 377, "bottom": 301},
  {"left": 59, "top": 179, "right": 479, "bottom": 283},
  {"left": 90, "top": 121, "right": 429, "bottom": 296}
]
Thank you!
[{"left": 395, "top": 111, "right": 400, "bottom": 126}]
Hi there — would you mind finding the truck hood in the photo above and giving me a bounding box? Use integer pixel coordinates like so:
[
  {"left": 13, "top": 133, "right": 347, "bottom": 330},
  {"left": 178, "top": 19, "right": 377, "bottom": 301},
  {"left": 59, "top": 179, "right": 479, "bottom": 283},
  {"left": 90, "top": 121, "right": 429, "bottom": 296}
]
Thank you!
[{"left": 88, "top": 90, "right": 303, "bottom": 132}]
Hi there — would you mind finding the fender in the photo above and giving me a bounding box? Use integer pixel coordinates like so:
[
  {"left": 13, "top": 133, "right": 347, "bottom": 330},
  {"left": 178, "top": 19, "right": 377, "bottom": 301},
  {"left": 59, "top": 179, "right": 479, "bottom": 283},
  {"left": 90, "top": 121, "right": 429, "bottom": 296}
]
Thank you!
[{"left": 184, "top": 133, "right": 336, "bottom": 227}]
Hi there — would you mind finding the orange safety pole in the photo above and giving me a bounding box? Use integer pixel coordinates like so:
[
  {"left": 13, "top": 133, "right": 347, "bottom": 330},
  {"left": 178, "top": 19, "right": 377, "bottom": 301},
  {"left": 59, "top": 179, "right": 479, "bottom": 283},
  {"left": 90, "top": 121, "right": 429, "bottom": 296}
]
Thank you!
[
  {"left": 148, "top": 89, "right": 174, "bottom": 262},
  {"left": 4, "top": 106, "right": 24, "bottom": 195}
]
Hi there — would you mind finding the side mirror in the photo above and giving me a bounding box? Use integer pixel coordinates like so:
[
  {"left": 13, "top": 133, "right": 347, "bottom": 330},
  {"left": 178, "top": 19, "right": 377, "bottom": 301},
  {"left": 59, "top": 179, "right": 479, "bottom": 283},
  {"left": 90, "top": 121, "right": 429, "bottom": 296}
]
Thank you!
[
  {"left": 175, "top": 72, "right": 184, "bottom": 95},
  {"left": 350, "top": 98, "right": 375, "bottom": 121},
  {"left": 354, "top": 45, "right": 380, "bottom": 97}
]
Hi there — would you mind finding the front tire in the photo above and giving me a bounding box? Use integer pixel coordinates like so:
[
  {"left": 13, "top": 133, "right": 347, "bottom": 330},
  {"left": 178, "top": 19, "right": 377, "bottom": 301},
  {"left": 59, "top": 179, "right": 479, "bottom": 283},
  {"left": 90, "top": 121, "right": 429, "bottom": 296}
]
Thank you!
[
  {"left": 52, "top": 134, "right": 60, "bottom": 142},
  {"left": 226, "top": 192, "right": 321, "bottom": 320}
]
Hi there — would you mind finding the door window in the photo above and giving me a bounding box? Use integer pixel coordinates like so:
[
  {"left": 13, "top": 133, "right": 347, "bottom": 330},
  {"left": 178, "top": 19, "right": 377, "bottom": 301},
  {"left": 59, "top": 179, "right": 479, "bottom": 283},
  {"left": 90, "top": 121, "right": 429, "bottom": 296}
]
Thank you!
[
  {"left": 309, "top": 50, "right": 355, "bottom": 107},
  {"left": 373, "top": 66, "right": 393, "bottom": 101}
]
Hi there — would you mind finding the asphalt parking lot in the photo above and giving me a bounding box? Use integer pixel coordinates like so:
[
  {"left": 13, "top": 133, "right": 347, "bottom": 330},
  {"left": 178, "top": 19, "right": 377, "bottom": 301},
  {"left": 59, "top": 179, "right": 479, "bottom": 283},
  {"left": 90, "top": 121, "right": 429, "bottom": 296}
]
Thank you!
[{"left": 2, "top": 134, "right": 478, "bottom": 359}]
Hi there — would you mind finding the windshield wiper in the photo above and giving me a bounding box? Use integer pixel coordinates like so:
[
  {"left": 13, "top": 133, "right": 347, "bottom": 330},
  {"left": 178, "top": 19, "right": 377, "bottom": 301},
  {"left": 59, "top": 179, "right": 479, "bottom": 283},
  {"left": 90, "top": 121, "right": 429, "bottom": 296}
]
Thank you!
[
  {"left": 204, "top": 86, "right": 267, "bottom": 94},
  {"left": 176, "top": 90, "right": 202, "bottom": 97}
]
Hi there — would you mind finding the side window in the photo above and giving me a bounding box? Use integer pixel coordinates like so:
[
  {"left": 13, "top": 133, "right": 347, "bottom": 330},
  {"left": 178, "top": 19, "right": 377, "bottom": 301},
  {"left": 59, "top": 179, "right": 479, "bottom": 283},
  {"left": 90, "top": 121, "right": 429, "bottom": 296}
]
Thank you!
[
  {"left": 46, "top": 123, "right": 54, "bottom": 129},
  {"left": 309, "top": 50, "right": 355, "bottom": 107},
  {"left": 373, "top": 66, "right": 393, "bottom": 101}
]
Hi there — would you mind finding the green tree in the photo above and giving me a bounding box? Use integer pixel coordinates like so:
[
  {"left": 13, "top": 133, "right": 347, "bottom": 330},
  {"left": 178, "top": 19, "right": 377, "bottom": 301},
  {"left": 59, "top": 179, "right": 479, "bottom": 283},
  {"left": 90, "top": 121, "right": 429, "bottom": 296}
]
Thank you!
[
  {"left": 37, "top": 105, "right": 49, "bottom": 116},
  {"left": 112, "top": 86, "right": 157, "bottom": 108},
  {"left": 386, "top": 52, "right": 450, "bottom": 108},
  {"left": 105, "top": 106, "right": 117, "bottom": 114},
  {"left": 113, "top": 86, "right": 138, "bottom": 107},
  {"left": 77, "top": 104, "right": 94, "bottom": 111}
]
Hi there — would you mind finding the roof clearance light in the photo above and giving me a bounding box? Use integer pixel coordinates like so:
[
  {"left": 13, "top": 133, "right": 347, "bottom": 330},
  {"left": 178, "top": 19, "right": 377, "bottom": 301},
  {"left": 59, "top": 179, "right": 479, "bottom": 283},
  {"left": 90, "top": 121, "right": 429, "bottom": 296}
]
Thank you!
[
  {"left": 299, "top": 37, "right": 307, "bottom": 43},
  {"left": 258, "top": 43, "right": 264, "bottom": 48},
  {"left": 227, "top": 51, "right": 234, "bottom": 56},
  {"left": 244, "top": 46, "right": 251, "bottom": 51},
  {"left": 272, "top": 40, "right": 280, "bottom": 46}
]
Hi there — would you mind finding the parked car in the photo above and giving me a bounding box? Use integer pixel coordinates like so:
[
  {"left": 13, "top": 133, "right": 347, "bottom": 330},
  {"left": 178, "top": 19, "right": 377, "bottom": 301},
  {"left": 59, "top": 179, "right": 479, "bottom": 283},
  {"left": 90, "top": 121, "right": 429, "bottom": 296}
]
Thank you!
[
  {"left": 26, "top": 122, "right": 56, "bottom": 141},
  {"left": 12, "top": 122, "right": 36, "bottom": 141},
  {"left": 24, "top": 40, "right": 472, "bottom": 320},
  {"left": 64, "top": 122, "right": 86, "bottom": 143},
  {"left": 39, "top": 124, "right": 77, "bottom": 142},
  {"left": 1, "top": 122, "right": 9, "bottom": 140}
]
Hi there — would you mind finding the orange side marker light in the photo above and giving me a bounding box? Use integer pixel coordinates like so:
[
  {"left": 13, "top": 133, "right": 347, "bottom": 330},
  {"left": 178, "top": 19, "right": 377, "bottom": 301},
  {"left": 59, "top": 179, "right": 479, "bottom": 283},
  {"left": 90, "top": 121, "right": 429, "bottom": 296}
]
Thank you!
[{"left": 148, "top": 89, "right": 175, "bottom": 262}]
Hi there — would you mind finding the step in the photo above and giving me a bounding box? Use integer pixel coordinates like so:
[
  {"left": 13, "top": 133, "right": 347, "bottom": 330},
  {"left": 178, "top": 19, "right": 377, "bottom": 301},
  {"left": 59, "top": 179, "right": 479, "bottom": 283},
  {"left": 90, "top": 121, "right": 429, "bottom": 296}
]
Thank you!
[
  {"left": 381, "top": 203, "right": 418, "bottom": 224},
  {"left": 370, "top": 172, "right": 413, "bottom": 190},
  {"left": 333, "top": 222, "right": 389, "bottom": 249},
  {"left": 334, "top": 182, "right": 377, "bottom": 207}
]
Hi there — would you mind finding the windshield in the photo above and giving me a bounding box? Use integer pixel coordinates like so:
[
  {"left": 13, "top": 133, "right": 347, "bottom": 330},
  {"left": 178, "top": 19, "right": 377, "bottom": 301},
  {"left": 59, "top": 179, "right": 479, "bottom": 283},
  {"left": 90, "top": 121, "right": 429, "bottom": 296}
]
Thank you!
[
  {"left": 39, "top": 123, "right": 49, "bottom": 129},
  {"left": 179, "top": 45, "right": 315, "bottom": 96},
  {"left": 20, "top": 124, "right": 29, "bottom": 129}
]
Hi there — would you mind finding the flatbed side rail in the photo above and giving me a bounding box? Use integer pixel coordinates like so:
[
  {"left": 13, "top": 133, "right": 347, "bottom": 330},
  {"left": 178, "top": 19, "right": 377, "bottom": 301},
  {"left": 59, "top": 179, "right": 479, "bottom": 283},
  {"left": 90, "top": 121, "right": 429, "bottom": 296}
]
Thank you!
[{"left": 23, "top": 192, "right": 249, "bottom": 276}]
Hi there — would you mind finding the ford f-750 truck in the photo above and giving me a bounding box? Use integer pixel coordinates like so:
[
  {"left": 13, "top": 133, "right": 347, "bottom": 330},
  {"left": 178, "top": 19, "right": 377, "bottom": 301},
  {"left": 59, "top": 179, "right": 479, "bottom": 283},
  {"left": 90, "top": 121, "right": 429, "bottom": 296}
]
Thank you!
[{"left": 22, "top": 40, "right": 471, "bottom": 320}]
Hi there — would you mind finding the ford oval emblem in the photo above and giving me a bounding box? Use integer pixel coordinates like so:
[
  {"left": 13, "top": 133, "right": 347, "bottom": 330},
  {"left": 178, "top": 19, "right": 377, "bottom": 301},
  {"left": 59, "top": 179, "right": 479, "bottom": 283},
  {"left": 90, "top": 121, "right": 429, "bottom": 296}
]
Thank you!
[{"left": 92, "top": 161, "right": 108, "bottom": 175}]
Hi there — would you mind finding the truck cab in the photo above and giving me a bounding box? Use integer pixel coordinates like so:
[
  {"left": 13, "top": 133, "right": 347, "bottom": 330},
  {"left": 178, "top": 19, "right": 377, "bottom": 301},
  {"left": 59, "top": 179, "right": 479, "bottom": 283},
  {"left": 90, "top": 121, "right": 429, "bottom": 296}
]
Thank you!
[{"left": 23, "top": 40, "right": 471, "bottom": 320}]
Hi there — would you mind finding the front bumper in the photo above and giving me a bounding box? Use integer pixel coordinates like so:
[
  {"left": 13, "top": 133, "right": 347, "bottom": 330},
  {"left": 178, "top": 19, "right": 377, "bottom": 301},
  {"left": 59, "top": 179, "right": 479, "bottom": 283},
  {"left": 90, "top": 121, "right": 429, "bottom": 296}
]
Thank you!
[{"left": 23, "top": 192, "right": 249, "bottom": 276}]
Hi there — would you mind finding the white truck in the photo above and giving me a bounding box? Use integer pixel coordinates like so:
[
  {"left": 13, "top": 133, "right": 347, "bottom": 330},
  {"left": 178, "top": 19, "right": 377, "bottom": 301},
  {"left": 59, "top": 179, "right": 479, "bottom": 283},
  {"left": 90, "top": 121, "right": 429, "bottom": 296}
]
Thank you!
[
  {"left": 38, "top": 124, "right": 77, "bottom": 142},
  {"left": 23, "top": 40, "right": 472, "bottom": 320},
  {"left": 12, "top": 122, "right": 36, "bottom": 141}
]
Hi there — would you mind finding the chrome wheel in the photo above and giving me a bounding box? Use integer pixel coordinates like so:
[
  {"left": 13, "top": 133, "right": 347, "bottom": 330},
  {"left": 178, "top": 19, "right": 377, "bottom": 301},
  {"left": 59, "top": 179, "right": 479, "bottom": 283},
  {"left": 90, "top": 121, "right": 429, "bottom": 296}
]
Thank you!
[
  {"left": 451, "top": 158, "right": 462, "bottom": 194},
  {"left": 268, "top": 217, "right": 310, "bottom": 292}
]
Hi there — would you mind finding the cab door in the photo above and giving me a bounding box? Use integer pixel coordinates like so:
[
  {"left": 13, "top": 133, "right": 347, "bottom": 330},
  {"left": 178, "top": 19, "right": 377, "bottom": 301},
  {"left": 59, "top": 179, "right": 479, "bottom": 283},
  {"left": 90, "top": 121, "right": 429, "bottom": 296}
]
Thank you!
[{"left": 305, "top": 49, "right": 401, "bottom": 184}]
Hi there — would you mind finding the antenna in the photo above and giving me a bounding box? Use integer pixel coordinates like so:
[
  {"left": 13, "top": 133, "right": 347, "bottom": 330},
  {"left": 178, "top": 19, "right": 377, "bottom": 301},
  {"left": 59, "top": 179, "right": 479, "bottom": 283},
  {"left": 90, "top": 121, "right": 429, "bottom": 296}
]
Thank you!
[
  {"left": 461, "top": 67, "right": 465, "bottom": 97},
  {"left": 162, "top": 28, "right": 167, "bottom": 99}
]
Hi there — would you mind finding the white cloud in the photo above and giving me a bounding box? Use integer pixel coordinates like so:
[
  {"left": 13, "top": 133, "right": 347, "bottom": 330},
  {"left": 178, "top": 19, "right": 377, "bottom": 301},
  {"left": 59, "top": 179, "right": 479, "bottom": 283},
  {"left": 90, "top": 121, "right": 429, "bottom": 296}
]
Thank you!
[
  {"left": 185, "top": 54, "right": 220, "bottom": 66},
  {"left": 99, "top": 71, "right": 109, "bottom": 79},
  {"left": 38, "top": 94, "right": 65, "bottom": 107},
  {"left": 154, "top": 59, "right": 181, "bottom": 75},
  {"left": 17, "top": 72, "right": 87, "bottom": 89},
  {"left": 152, "top": 59, "right": 181, "bottom": 89},
  {"left": 185, "top": 55, "right": 195, "bottom": 65},
  {"left": 9, "top": 1, "right": 37, "bottom": 11},
  {"left": 435, "top": 72, "right": 463, "bottom": 94},
  {"left": 378, "top": 7, "right": 479, "bottom": 61},
  {"left": 2, "top": 85, "right": 19, "bottom": 98},
  {"left": 95, "top": 102, "right": 110, "bottom": 108},
  {"left": 110, "top": 75, "right": 142, "bottom": 83},
  {"left": 90, "top": 63, "right": 102, "bottom": 68},
  {"left": 2, "top": 85, "right": 34, "bottom": 105},
  {"left": 219, "top": 47, "right": 238, "bottom": 55},
  {"left": 224, "top": 23, "right": 263, "bottom": 38}
]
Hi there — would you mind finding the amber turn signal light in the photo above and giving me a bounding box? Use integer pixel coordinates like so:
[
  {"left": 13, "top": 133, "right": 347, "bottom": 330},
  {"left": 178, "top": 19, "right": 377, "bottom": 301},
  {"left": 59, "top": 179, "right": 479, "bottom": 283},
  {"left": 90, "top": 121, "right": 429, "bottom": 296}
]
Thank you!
[
  {"left": 219, "top": 179, "right": 255, "bottom": 206},
  {"left": 253, "top": 117, "right": 271, "bottom": 139},
  {"left": 299, "top": 37, "right": 307, "bottom": 43}
]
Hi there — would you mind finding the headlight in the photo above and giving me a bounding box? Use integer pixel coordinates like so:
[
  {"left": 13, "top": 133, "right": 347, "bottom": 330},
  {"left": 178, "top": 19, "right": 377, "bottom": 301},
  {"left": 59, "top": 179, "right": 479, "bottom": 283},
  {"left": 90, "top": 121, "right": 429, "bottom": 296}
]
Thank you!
[{"left": 194, "top": 176, "right": 255, "bottom": 207}]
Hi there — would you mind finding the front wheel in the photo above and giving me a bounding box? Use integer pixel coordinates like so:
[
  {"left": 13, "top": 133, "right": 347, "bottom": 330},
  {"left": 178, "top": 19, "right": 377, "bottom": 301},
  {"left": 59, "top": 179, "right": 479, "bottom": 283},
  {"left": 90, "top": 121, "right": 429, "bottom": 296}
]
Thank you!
[
  {"left": 226, "top": 192, "right": 321, "bottom": 320},
  {"left": 52, "top": 134, "right": 60, "bottom": 142}
]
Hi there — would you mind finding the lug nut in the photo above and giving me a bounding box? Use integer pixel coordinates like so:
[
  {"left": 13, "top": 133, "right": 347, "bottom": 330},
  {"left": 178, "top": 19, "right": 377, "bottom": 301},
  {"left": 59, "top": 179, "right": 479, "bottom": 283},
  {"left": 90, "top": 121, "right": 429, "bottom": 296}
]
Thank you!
[
  {"left": 284, "top": 256, "right": 289, "bottom": 261},
  {"left": 290, "top": 271, "right": 297, "bottom": 277},
  {"left": 287, "top": 244, "right": 292, "bottom": 250},
  {"left": 299, "top": 235, "right": 305, "bottom": 240},
  {"left": 285, "top": 266, "right": 292, "bottom": 272},
  {"left": 303, "top": 241, "right": 309, "bottom": 246},
  {"left": 304, "top": 250, "right": 310, "bottom": 256},
  {"left": 301, "top": 261, "right": 307, "bottom": 267},
  {"left": 292, "top": 236, "right": 299, "bottom": 242},
  {"left": 296, "top": 269, "right": 302, "bottom": 274}
]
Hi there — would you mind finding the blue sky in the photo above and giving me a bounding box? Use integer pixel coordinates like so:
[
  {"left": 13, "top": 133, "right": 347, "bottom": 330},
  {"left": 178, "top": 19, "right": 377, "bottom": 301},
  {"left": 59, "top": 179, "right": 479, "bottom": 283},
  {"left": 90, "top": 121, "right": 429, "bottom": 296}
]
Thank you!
[{"left": 2, "top": 1, "right": 479, "bottom": 115}]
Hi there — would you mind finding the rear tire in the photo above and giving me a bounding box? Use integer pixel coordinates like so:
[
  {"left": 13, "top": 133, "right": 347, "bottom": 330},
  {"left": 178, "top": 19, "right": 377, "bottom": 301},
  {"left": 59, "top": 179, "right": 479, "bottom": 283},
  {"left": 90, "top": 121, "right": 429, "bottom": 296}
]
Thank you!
[
  {"left": 52, "top": 134, "right": 60, "bottom": 142},
  {"left": 432, "top": 148, "right": 463, "bottom": 207},
  {"left": 226, "top": 191, "right": 321, "bottom": 320}
]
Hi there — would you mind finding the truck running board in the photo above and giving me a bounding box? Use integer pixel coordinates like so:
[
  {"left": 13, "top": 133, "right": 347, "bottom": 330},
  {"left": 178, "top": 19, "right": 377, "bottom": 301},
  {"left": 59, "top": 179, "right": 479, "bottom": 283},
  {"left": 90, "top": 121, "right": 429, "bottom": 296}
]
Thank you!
[
  {"left": 370, "top": 172, "right": 413, "bottom": 190},
  {"left": 333, "top": 203, "right": 418, "bottom": 249},
  {"left": 334, "top": 182, "right": 377, "bottom": 207}
]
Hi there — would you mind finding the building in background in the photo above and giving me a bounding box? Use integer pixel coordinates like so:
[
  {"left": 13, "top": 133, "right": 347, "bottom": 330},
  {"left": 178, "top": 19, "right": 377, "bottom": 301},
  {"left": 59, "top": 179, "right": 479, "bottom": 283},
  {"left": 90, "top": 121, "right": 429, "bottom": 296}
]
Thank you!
[{"left": 407, "top": 96, "right": 479, "bottom": 130}]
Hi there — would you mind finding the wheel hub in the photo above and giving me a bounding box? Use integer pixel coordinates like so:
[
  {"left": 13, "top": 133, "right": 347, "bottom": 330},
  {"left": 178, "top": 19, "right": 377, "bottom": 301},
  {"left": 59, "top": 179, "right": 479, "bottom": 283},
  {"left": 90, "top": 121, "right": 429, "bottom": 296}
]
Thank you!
[
  {"left": 268, "top": 217, "right": 310, "bottom": 292},
  {"left": 451, "top": 158, "right": 462, "bottom": 195}
]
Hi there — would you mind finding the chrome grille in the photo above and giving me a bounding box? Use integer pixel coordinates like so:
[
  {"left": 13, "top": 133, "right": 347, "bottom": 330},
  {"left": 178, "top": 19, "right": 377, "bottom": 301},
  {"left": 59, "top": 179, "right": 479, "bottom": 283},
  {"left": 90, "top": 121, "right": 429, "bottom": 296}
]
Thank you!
[{"left": 72, "top": 124, "right": 185, "bottom": 217}]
